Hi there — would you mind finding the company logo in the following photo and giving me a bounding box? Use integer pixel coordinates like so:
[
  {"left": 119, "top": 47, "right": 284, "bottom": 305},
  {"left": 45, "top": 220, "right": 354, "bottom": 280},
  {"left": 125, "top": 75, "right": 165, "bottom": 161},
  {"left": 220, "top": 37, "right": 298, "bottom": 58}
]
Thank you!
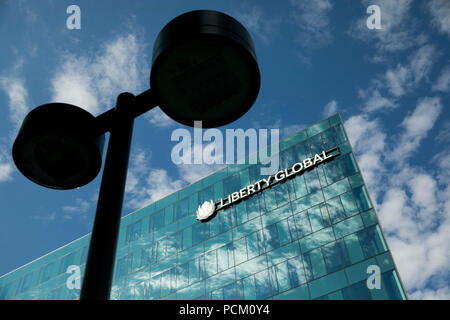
[
  {"left": 196, "top": 200, "right": 216, "bottom": 222},
  {"left": 195, "top": 147, "right": 340, "bottom": 223}
]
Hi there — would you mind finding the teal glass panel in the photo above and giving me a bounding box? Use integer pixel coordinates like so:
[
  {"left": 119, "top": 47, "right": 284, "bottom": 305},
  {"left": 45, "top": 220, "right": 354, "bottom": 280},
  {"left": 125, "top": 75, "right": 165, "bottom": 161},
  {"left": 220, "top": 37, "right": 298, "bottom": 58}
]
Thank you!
[
  {"left": 307, "top": 249, "right": 327, "bottom": 279},
  {"left": 254, "top": 269, "right": 272, "bottom": 299},
  {"left": 236, "top": 255, "right": 267, "bottom": 279},
  {"left": 235, "top": 201, "right": 248, "bottom": 225},
  {"left": 176, "top": 281, "right": 205, "bottom": 300},
  {"left": 263, "top": 188, "right": 277, "bottom": 212},
  {"left": 164, "top": 206, "right": 174, "bottom": 225},
  {"left": 246, "top": 195, "right": 260, "bottom": 220},
  {"left": 344, "top": 234, "right": 364, "bottom": 264},
  {"left": 233, "top": 216, "right": 262, "bottom": 241},
  {"left": 182, "top": 226, "right": 192, "bottom": 251},
  {"left": 328, "top": 290, "right": 343, "bottom": 300},
  {"left": 348, "top": 281, "right": 372, "bottom": 300},
  {"left": 367, "top": 225, "right": 388, "bottom": 254},
  {"left": 205, "top": 230, "right": 232, "bottom": 252},
  {"left": 323, "top": 178, "right": 350, "bottom": 200},
  {"left": 223, "top": 280, "right": 244, "bottom": 300},
  {"left": 308, "top": 270, "right": 348, "bottom": 299},
  {"left": 287, "top": 255, "right": 307, "bottom": 286},
  {"left": 326, "top": 197, "right": 346, "bottom": 224},
  {"left": 376, "top": 252, "right": 395, "bottom": 273},
  {"left": 268, "top": 266, "right": 279, "bottom": 295},
  {"left": 292, "top": 190, "right": 325, "bottom": 214},
  {"left": 293, "top": 212, "right": 312, "bottom": 238},
  {"left": 177, "top": 243, "right": 204, "bottom": 266},
  {"left": 307, "top": 119, "right": 330, "bottom": 137},
  {"left": 322, "top": 241, "right": 347, "bottom": 273},
  {"left": 233, "top": 237, "right": 248, "bottom": 265},
  {"left": 276, "top": 219, "right": 292, "bottom": 246},
  {"left": 361, "top": 209, "right": 378, "bottom": 227},
  {"left": 203, "top": 168, "right": 227, "bottom": 188},
  {"left": 340, "top": 191, "right": 360, "bottom": 217},
  {"left": 267, "top": 241, "right": 300, "bottom": 267},
  {"left": 214, "top": 181, "right": 224, "bottom": 202},
  {"left": 274, "top": 182, "right": 290, "bottom": 207},
  {"left": 293, "top": 175, "right": 308, "bottom": 199},
  {"left": 247, "top": 230, "right": 264, "bottom": 259},
  {"left": 357, "top": 229, "right": 376, "bottom": 258},
  {"left": 239, "top": 169, "right": 250, "bottom": 188},
  {"left": 334, "top": 125, "right": 347, "bottom": 144},
  {"left": 308, "top": 205, "right": 324, "bottom": 232},
  {"left": 279, "top": 130, "right": 308, "bottom": 151},
  {"left": 204, "top": 250, "right": 218, "bottom": 278},
  {"left": 243, "top": 276, "right": 256, "bottom": 300},
  {"left": 345, "top": 258, "right": 376, "bottom": 285},
  {"left": 341, "top": 154, "right": 358, "bottom": 176},
  {"left": 273, "top": 284, "right": 309, "bottom": 300},
  {"left": 275, "top": 262, "right": 291, "bottom": 293},
  {"left": 206, "top": 268, "right": 235, "bottom": 293},
  {"left": 189, "top": 258, "right": 200, "bottom": 285},
  {"left": 353, "top": 186, "right": 373, "bottom": 211},
  {"left": 316, "top": 165, "right": 328, "bottom": 188},
  {"left": 329, "top": 114, "right": 341, "bottom": 126},
  {"left": 320, "top": 204, "right": 331, "bottom": 227},
  {"left": 262, "top": 202, "right": 292, "bottom": 227},
  {"left": 211, "top": 288, "right": 223, "bottom": 300},
  {"left": 338, "top": 141, "right": 352, "bottom": 155},
  {"left": 334, "top": 215, "right": 364, "bottom": 239},
  {"left": 304, "top": 170, "right": 321, "bottom": 194},
  {"left": 349, "top": 173, "right": 364, "bottom": 188},
  {"left": 263, "top": 224, "right": 280, "bottom": 252}
]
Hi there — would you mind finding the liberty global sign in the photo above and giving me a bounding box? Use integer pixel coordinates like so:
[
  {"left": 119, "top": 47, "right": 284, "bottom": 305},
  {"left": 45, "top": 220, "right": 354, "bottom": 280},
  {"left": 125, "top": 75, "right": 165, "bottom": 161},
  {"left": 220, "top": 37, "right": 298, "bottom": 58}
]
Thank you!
[{"left": 196, "top": 147, "right": 340, "bottom": 222}]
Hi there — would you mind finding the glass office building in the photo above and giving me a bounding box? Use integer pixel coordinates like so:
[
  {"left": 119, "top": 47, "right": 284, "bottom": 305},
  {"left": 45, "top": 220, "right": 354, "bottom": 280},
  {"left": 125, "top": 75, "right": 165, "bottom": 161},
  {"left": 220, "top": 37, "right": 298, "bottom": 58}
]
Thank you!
[{"left": 0, "top": 114, "right": 407, "bottom": 300}]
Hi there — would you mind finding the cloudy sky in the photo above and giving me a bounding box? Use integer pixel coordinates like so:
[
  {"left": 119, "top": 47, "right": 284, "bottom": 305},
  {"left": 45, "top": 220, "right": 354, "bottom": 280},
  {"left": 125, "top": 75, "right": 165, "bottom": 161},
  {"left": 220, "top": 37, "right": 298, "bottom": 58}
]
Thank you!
[{"left": 0, "top": 0, "right": 449, "bottom": 299}]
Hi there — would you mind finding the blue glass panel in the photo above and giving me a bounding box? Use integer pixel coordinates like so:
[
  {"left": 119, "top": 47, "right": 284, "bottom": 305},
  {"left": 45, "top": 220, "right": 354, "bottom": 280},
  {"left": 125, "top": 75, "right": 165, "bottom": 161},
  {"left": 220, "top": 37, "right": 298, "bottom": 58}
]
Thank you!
[
  {"left": 274, "top": 182, "right": 290, "bottom": 207},
  {"left": 308, "top": 206, "right": 324, "bottom": 232},
  {"left": 40, "top": 263, "right": 54, "bottom": 284},
  {"left": 357, "top": 229, "right": 376, "bottom": 258},
  {"left": 243, "top": 275, "right": 256, "bottom": 300},
  {"left": 192, "top": 222, "right": 209, "bottom": 246},
  {"left": 150, "top": 274, "right": 161, "bottom": 300},
  {"left": 348, "top": 280, "right": 372, "bottom": 300},
  {"left": 204, "top": 250, "right": 218, "bottom": 278},
  {"left": 353, "top": 186, "right": 373, "bottom": 212},
  {"left": 275, "top": 262, "right": 291, "bottom": 293},
  {"left": 223, "top": 280, "right": 244, "bottom": 300},
  {"left": 263, "top": 224, "right": 280, "bottom": 252},
  {"left": 366, "top": 225, "right": 388, "bottom": 254},
  {"left": 308, "top": 270, "right": 348, "bottom": 299},
  {"left": 341, "top": 154, "right": 358, "bottom": 176},
  {"left": 178, "top": 197, "right": 190, "bottom": 220},
  {"left": 254, "top": 269, "right": 272, "bottom": 299},
  {"left": 273, "top": 284, "right": 309, "bottom": 300},
  {"left": 276, "top": 219, "right": 292, "bottom": 246},
  {"left": 334, "top": 125, "right": 347, "bottom": 144},
  {"left": 322, "top": 242, "right": 344, "bottom": 273},
  {"left": 334, "top": 215, "right": 364, "bottom": 239},
  {"left": 304, "top": 170, "right": 321, "bottom": 194},
  {"left": 326, "top": 197, "right": 346, "bottom": 224},
  {"left": 323, "top": 160, "right": 344, "bottom": 185},
  {"left": 382, "top": 270, "right": 406, "bottom": 300},
  {"left": 293, "top": 212, "right": 312, "bottom": 238},
  {"left": 344, "top": 234, "right": 364, "bottom": 264},
  {"left": 287, "top": 255, "right": 307, "bottom": 286},
  {"left": 177, "top": 262, "right": 189, "bottom": 290},
  {"left": 247, "top": 230, "right": 264, "bottom": 259}
]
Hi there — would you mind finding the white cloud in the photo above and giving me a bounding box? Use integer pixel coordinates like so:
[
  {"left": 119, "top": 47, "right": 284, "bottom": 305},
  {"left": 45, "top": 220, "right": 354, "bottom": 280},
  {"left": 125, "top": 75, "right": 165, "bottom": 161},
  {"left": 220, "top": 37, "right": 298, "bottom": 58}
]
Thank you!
[
  {"left": 384, "top": 45, "right": 437, "bottom": 98},
  {"left": 322, "top": 100, "right": 338, "bottom": 117},
  {"left": 409, "top": 287, "right": 450, "bottom": 300},
  {"left": 348, "top": 0, "right": 426, "bottom": 54},
  {"left": 289, "top": 0, "right": 333, "bottom": 48},
  {"left": 50, "top": 34, "right": 148, "bottom": 116},
  {"left": 432, "top": 65, "right": 450, "bottom": 92},
  {"left": 0, "top": 144, "right": 14, "bottom": 183},
  {"left": 0, "top": 76, "right": 29, "bottom": 129},
  {"left": 428, "top": 0, "right": 450, "bottom": 38},
  {"left": 391, "top": 97, "right": 442, "bottom": 162},
  {"left": 144, "top": 108, "right": 173, "bottom": 128},
  {"left": 360, "top": 88, "right": 397, "bottom": 112},
  {"left": 235, "top": 6, "right": 281, "bottom": 45}
]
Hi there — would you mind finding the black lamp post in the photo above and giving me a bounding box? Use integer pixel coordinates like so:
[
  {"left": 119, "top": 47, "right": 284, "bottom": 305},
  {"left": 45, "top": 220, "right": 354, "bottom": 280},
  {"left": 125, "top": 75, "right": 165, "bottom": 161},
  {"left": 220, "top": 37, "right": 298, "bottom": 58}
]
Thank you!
[{"left": 11, "top": 10, "right": 260, "bottom": 300}]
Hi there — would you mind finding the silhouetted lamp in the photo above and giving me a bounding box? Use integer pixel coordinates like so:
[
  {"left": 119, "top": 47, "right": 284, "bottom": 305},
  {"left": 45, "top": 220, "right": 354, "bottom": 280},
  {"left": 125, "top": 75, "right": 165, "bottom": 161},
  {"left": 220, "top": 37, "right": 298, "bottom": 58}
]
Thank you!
[{"left": 11, "top": 10, "right": 260, "bottom": 299}]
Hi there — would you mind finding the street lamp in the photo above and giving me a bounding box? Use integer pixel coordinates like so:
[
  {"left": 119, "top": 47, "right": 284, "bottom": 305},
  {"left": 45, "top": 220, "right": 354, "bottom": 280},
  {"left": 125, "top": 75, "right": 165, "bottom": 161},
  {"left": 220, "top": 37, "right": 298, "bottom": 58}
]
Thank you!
[{"left": 11, "top": 10, "right": 260, "bottom": 300}]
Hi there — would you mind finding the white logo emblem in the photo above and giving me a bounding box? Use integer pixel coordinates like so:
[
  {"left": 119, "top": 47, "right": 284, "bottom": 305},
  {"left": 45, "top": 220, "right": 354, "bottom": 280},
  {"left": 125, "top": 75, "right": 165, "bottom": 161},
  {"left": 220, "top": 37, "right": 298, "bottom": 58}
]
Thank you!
[{"left": 196, "top": 200, "right": 216, "bottom": 221}]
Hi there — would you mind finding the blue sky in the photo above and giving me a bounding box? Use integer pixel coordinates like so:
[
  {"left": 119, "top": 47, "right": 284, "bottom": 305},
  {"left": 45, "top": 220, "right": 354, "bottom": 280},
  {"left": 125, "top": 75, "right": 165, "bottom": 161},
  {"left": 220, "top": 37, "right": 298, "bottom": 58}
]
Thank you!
[{"left": 0, "top": 0, "right": 449, "bottom": 299}]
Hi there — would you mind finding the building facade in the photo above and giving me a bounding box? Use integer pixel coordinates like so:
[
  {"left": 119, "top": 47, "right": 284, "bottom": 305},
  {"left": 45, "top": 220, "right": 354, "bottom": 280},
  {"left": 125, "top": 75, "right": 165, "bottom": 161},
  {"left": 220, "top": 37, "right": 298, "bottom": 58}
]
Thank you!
[{"left": 0, "top": 114, "right": 407, "bottom": 300}]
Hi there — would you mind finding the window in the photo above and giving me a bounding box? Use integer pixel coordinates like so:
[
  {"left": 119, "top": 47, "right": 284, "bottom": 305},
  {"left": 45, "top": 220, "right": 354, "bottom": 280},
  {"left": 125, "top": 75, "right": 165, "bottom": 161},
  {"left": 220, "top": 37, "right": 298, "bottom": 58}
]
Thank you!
[
  {"left": 115, "top": 254, "right": 132, "bottom": 279},
  {"left": 125, "top": 219, "right": 142, "bottom": 243},
  {"left": 40, "top": 262, "right": 54, "bottom": 283},
  {"left": 58, "top": 252, "right": 76, "bottom": 274}
]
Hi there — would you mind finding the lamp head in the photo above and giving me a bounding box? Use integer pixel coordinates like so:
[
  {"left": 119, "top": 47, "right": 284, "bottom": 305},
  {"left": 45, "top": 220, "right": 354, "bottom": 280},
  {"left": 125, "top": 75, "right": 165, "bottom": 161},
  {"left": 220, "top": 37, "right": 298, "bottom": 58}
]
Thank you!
[
  {"left": 12, "top": 103, "right": 105, "bottom": 190},
  {"left": 150, "top": 10, "right": 260, "bottom": 128}
]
